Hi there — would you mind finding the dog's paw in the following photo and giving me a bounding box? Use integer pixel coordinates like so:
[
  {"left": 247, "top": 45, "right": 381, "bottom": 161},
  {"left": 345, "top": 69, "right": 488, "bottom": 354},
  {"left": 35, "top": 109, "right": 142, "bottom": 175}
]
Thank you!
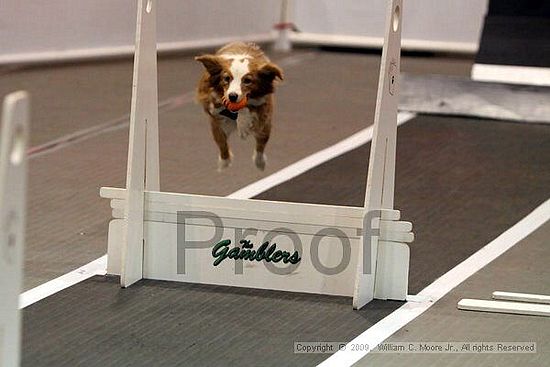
[
  {"left": 253, "top": 151, "right": 266, "bottom": 171},
  {"left": 218, "top": 153, "right": 233, "bottom": 172}
]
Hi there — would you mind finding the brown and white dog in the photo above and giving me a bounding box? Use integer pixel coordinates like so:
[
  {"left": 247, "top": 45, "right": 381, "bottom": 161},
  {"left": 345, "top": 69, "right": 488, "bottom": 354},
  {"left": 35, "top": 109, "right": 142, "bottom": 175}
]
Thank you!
[{"left": 195, "top": 42, "right": 283, "bottom": 171}]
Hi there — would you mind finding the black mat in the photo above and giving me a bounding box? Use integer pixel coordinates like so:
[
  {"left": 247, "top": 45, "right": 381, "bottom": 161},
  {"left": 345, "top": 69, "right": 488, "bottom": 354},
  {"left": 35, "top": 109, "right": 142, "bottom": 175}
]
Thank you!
[
  {"left": 22, "top": 115, "right": 550, "bottom": 366},
  {"left": 476, "top": 1, "right": 550, "bottom": 67}
]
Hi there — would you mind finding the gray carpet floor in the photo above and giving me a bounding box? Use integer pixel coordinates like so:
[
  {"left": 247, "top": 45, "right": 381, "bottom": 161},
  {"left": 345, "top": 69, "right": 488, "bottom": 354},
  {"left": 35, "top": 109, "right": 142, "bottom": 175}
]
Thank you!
[{"left": 21, "top": 114, "right": 550, "bottom": 366}]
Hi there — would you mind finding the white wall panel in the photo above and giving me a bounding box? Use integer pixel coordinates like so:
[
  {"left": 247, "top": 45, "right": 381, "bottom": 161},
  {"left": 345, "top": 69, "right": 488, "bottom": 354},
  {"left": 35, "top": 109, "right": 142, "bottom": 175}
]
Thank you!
[
  {"left": 0, "top": 0, "right": 280, "bottom": 64},
  {"left": 0, "top": 0, "right": 488, "bottom": 64},
  {"left": 292, "top": 0, "right": 488, "bottom": 52}
]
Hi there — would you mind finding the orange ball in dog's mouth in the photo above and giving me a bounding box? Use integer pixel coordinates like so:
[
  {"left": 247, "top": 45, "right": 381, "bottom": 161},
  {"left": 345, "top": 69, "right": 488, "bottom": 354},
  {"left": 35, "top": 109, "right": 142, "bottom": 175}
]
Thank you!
[{"left": 223, "top": 96, "right": 248, "bottom": 112}]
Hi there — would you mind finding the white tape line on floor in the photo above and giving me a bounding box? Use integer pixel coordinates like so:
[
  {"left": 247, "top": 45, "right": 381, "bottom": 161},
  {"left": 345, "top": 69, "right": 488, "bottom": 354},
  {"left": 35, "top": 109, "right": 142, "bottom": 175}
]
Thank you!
[{"left": 319, "top": 197, "right": 550, "bottom": 367}]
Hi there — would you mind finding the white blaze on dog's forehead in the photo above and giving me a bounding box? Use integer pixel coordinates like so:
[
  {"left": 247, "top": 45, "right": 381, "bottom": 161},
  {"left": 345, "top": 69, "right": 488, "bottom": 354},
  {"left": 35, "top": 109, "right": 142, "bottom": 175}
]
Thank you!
[
  {"left": 220, "top": 54, "right": 250, "bottom": 99},
  {"left": 219, "top": 53, "right": 252, "bottom": 102},
  {"left": 219, "top": 54, "right": 251, "bottom": 80},
  {"left": 229, "top": 57, "right": 249, "bottom": 77},
  {"left": 219, "top": 53, "right": 249, "bottom": 60}
]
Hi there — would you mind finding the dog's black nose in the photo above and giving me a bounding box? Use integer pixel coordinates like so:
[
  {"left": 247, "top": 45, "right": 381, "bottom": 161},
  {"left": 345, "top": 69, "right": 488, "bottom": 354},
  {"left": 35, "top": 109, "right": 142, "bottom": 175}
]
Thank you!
[{"left": 228, "top": 93, "right": 238, "bottom": 102}]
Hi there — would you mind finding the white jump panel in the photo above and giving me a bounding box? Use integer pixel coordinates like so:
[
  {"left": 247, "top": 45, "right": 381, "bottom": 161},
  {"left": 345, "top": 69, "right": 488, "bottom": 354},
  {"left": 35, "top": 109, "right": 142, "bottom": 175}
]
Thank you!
[
  {"left": 103, "top": 189, "right": 365, "bottom": 296},
  {"left": 0, "top": 92, "right": 29, "bottom": 367}
]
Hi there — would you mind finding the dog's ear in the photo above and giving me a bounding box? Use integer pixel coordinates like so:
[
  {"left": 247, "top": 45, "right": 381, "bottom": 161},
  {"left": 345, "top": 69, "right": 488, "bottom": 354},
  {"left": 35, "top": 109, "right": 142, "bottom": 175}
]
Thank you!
[
  {"left": 259, "top": 63, "right": 284, "bottom": 81},
  {"left": 195, "top": 55, "right": 223, "bottom": 75}
]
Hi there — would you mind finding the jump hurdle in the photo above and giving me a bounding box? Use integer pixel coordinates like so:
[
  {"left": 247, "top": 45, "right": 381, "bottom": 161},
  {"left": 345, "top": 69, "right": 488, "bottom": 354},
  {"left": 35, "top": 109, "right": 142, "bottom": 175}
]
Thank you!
[
  {"left": 100, "top": 0, "right": 413, "bottom": 309},
  {"left": 0, "top": 92, "right": 30, "bottom": 367}
]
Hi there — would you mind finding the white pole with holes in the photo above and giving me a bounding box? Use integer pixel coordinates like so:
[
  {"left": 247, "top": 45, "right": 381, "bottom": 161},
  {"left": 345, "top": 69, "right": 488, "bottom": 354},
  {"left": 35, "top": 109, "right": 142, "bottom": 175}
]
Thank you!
[
  {"left": 120, "top": 0, "right": 160, "bottom": 287},
  {"left": 353, "top": 0, "right": 414, "bottom": 309},
  {"left": 273, "top": 0, "right": 293, "bottom": 52},
  {"left": 0, "top": 91, "right": 30, "bottom": 367}
]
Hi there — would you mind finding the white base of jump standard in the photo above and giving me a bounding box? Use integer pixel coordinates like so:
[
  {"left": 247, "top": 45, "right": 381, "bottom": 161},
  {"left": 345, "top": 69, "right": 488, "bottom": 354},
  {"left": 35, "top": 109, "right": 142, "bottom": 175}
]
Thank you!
[{"left": 102, "top": 0, "right": 413, "bottom": 310}]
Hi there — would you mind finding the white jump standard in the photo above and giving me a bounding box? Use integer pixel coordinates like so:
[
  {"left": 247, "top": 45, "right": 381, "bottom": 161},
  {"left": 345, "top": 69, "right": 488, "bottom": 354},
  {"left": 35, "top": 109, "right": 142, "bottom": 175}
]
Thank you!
[
  {"left": 100, "top": 0, "right": 413, "bottom": 309},
  {"left": 0, "top": 92, "right": 30, "bottom": 367}
]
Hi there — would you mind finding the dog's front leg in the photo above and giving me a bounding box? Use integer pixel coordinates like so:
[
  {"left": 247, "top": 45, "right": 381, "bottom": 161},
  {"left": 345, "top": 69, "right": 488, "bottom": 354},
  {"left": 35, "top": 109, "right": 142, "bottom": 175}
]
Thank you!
[
  {"left": 252, "top": 124, "right": 271, "bottom": 171},
  {"left": 210, "top": 117, "right": 232, "bottom": 171}
]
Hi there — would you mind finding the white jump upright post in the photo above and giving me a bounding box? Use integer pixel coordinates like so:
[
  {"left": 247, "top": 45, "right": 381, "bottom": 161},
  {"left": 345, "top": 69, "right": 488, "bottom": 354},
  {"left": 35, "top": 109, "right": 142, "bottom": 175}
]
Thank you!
[
  {"left": 120, "top": 0, "right": 160, "bottom": 287},
  {"left": 273, "top": 0, "right": 293, "bottom": 52},
  {"left": 353, "top": 0, "right": 413, "bottom": 309},
  {"left": 0, "top": 92, "right": 30, "bottom": 367},
  {"left": 101, "top": 0, "right": 412, "bottom": 309}
]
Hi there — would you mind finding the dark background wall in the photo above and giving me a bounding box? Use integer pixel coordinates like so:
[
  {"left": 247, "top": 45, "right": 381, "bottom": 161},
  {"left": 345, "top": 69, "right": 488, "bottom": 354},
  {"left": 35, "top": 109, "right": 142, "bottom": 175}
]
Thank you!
[{"left": 476, "top": 0, "right": 550, "bottom": 67}]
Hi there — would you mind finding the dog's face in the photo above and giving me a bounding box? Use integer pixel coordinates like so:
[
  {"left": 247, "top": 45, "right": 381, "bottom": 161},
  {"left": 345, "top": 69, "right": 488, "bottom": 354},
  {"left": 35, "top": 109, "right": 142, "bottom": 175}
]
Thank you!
[{"left": 196, "top": 54, "right": 283, "bottom": 103}]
